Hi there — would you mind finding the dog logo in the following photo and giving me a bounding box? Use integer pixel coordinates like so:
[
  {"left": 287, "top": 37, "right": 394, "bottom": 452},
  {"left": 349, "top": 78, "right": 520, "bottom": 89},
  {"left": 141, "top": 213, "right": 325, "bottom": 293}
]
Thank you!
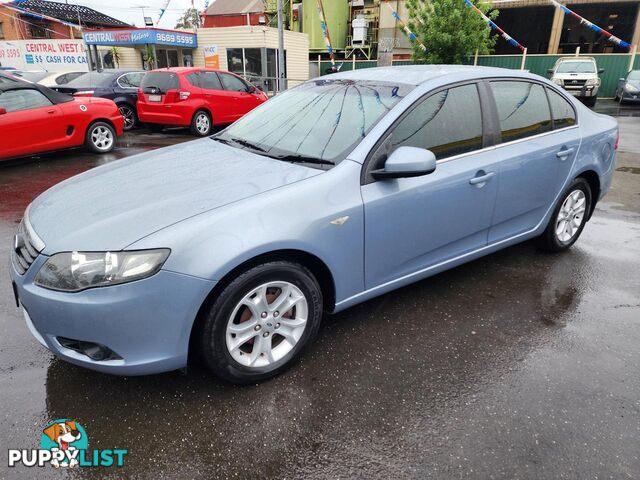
[{"left": 40, "top": 419, "right": 87, "bottom": 468}]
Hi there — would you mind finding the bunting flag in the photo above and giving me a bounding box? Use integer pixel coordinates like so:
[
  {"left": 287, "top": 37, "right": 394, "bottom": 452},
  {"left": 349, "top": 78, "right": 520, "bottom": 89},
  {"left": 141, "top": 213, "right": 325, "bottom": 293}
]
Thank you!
[
  {"left": 202, "top": 0, "right": 209, "bottom": 26},
  {"left": 384, "top": 1, "right": 427, "bottom": 52},
  {"left": 2, "top": 2, "right": 81, "bottom": 29},
  {"left": 156, "top": 0, "right": 172, "bottom": 26},
  {"left": 463, "top": 0, "right": 526, "bottom": 52},
  {"left": 548, "top": 0, "right": 631, "bottom": 49},
  {"left": 315, "top": 0, "right": 336, "bottom": 67}
]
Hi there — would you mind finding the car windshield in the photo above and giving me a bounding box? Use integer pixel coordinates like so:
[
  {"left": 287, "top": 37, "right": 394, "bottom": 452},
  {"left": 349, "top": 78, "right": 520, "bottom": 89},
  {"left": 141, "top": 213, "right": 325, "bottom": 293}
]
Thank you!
[
  {"left": 64, "top": 71, "right": 113, "bottom": 86},
  {"left": 14, "top": 71, "right": 49, "bottom": 82},
  {"left": 215, "top": 79, "right": 413, "bottom": 167},
  {"left": 628, "top": 71, "right": 640, "bottom": 81},
  {"left": 556, "top": 61, "right": 596, "bottom": 73}
]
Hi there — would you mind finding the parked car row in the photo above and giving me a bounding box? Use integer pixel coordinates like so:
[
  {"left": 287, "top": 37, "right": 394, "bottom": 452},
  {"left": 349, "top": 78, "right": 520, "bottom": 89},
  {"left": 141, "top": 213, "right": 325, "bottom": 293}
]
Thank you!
[{"left": 0, "top": 67, "right": 267, "bottom": 161}]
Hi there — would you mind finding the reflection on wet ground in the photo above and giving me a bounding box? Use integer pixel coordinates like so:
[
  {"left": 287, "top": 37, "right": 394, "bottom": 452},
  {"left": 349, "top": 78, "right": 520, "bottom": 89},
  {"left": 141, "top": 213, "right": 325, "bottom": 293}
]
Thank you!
[{"left": 0, "top": 105, "right": 639, "bottom": 479}]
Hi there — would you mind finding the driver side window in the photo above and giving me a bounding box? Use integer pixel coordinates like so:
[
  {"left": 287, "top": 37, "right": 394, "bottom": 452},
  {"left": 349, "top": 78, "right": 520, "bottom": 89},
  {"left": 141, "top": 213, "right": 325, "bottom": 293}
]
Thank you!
[{"left": 389, "top": 83, "right": 483, "bottom": 160}]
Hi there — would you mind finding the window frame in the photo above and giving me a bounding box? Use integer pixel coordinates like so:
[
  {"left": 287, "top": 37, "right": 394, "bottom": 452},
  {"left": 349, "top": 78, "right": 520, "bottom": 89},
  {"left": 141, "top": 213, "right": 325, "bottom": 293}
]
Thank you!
[
  {"left": 361, "top": 80, "right": 494, "bottom": 185},
  {"left": 217, "top": 71, "right": 251, "bottom": 93},
  {"left": 200, "top": 71, "right": 224, "bottom": 91}
]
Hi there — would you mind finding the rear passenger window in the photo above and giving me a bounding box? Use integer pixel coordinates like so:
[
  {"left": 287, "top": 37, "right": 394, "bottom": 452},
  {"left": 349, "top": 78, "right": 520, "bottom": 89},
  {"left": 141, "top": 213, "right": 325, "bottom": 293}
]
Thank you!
[
  {"left": 491, "top": 81, "right": 551, "bottom": 142},
  {"left": 200, "top": 72, "right": 222, "bottom": 90},
  {"left": 186, "top": 73, "right": 200, "bottom": 87},
  {"left": 389, "top": 83, "right": 483, "bottom": 160},
  {"left": 546, "top": 88, "right": 576, "bottom": 129}
]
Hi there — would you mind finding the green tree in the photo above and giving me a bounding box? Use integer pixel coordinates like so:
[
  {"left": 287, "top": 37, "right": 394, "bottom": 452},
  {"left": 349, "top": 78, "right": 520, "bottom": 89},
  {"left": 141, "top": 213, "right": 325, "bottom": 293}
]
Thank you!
[
  {"left": 174, "top": 7, "right": 201, "bottom": 29},
  {"left": 405, "top": 0, "right": 498, "bottom": 64}
]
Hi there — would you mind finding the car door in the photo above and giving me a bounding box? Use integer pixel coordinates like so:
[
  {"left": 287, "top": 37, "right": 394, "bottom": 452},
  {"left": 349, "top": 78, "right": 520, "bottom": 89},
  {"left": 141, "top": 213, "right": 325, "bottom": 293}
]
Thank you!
[
  {"left": 217, "top": 71, "right": 262, "bottom": 121},
  {"left": 198, "top": 71, "right": 231, "bottom": 123},
  {"left": 0, "top": 88, "right": 64, "bottom": 159},
  {"left": 361, "top": 83, "right": 501, "bottom": 289},
  {"left": 486, "top": 80, "right": 580, "bottom": 243}
]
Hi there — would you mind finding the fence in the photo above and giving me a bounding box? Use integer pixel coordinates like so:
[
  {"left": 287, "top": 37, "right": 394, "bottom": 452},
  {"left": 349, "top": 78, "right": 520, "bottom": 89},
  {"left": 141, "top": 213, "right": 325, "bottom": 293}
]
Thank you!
[{"left": 314, "top": 52, "right": 640, "bottom": 98}]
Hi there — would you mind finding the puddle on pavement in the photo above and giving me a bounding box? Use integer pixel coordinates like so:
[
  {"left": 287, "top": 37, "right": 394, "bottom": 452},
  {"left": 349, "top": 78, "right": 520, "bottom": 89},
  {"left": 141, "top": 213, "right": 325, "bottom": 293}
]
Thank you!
[{"left": 616, "top": 166, "right": 640, "bottom": 174}]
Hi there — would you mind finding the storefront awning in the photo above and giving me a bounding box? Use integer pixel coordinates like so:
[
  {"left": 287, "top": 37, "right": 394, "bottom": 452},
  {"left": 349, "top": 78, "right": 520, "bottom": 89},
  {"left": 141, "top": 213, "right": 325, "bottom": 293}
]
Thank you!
[{"left": 83, "top": 28, "right": 197, "bottom": 48}]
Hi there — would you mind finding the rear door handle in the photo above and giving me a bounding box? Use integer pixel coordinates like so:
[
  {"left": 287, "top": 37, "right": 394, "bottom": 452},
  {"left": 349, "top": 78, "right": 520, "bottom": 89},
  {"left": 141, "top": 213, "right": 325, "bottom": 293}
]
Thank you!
[
  {"left": 47, "top": 109, "right": 56, "bottom": 114},
  {"left": 469, "top": 171, "right": 495, "bottom": 186},
  {"left": 556, "top": 147, "right": 575, "bottom": 159}
]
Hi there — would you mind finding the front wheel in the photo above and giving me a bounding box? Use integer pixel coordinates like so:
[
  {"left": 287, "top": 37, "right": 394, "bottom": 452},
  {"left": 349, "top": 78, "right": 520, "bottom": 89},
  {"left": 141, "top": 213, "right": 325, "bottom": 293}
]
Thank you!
[
  {"left": 85, "top": 121, "right": 115, "bottom": 153},
  {"left": 583, "top": 96, "right": 597, "bottom": 108},
  {"left": 190, "top": 110, "right": 212, "bottom": 136},
  {"left": 539, "top": 178, "right": 592, "bottom": 252},
  {"left": 198, "top": 261, "right": 323, "bottom": 384}
]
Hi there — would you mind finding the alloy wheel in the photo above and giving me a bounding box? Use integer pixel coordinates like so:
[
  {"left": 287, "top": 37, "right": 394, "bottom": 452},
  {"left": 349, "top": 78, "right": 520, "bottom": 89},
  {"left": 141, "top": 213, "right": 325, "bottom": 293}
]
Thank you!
[
  {"left": 225, "top": 281, "right": 308, "bottom": 368},
  {"left": 119, "top": 105, "right": 135, "bottom": 130},
  {"left": 195, "top": 113, "right": 210, "bottom": 135},
  {"left": 555, "top": 189, "right": 586, "bottom": 243},
  {"left": 90, "top": 125, "right": 113, "bottom": 151}
]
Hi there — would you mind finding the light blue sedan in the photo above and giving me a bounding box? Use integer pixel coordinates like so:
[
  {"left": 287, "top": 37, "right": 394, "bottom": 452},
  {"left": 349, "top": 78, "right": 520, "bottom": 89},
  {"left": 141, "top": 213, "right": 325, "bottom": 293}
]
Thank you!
[{"left": 10, "top": 66, "right": 618, "bottom": 383}]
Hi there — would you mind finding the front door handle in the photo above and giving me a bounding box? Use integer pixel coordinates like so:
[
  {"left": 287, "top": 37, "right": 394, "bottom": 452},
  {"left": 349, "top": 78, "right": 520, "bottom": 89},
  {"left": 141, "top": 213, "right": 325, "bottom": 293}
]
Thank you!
[
  {"left": 469, "top": 171, "right": 495, "bottom": 186},
  {"left": 556, "top": 147, "right": 575, "bottom": 159}
]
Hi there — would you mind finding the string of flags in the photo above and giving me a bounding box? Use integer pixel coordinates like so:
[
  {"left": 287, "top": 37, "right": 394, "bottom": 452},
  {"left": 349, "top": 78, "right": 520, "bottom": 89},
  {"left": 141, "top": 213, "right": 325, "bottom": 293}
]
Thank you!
[
  {"left": 315, "top": 0, "right": 337, "bottom": 67},
  {"left": 384, "top": 0, "right": 427, "bottom": 52},
  {"left": 548, "top": 0, "right": 632, "bottom": 49},
  {"left": 463, "top": 0, "right": 526, "bottom": 52}
]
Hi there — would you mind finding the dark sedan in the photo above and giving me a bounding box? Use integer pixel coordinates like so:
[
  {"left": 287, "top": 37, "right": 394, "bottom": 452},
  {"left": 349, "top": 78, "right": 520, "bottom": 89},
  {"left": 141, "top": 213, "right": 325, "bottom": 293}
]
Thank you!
[
  {"left": 614, "top": 70, "right": 640, "bottom": 104},
  {"left": 54, "top": 69, "right": 145, "bottom": 130}
]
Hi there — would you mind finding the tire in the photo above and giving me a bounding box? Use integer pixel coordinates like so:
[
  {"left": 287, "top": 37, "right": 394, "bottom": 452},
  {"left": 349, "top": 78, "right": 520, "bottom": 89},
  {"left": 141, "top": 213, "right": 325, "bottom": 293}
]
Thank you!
[
  {"left": 117, "top": 103, "right": 137, "bottom": 131},
  {"left": 198, "top": 261, "right": 323, "bottom": 384},
  {"left": 539, "top": 177, "right": 592, "bottom": 252},
  {"left": 85, "top": 121, "right": 116, "bottom": 154},
  {"left": 583, "top": 96, "right": 597, "bottom": 108},
  {"left": 190, "top": 110, "right": 212, "bottom": 136}
]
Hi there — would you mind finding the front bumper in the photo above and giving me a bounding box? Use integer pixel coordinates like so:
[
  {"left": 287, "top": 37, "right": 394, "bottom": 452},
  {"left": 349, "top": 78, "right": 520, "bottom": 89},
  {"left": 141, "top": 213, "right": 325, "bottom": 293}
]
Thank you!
[
  {"left": 563, "top": 85, "right": 598, "bottom": 98},
  {"left": 621, "top": 91, "right": 640, "bottom": 102},
  {"left": 10, "top": 254, "right": 215, "bottom": 375}
]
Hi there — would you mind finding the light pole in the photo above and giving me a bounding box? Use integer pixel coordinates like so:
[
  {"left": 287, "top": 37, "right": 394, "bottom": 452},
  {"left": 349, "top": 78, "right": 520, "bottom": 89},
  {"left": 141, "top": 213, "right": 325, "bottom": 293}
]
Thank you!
[{"left": 277, "top": 0, "right": 285, "bottom": 92}]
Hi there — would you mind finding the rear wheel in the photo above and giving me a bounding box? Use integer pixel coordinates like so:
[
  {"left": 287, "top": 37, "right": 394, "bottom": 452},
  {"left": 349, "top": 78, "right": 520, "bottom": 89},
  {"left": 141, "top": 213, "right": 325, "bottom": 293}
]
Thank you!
[
  {"left": 539, "top": 178, "right": 592, "bottom": 252},
  {"left": 198, "top": 261, "right": 323, "bottom": 384},
  {"left": 190, "top": 110, "right": 212, "bottom": 136},
  {"left": 117, "top": 103, "right": 137, "bottom": 131},
  {"left": 85, "top": 121, "right": 115, "bottom": 153}
]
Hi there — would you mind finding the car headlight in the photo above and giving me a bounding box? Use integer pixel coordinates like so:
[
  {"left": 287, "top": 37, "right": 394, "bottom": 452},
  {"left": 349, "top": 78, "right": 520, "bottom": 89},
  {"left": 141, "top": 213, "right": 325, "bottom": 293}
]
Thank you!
[
  {"left": 552, "top": 78, "right": 563, "bottom": 86},
  {"left": 585, "top": 78, "right": 600, "bottom": 86},
  {"left": 624, "top": 83, "right": 639, "bottom": 93},
  {"left": 34, "top": 249, "right": 170, "bottom": 292}
]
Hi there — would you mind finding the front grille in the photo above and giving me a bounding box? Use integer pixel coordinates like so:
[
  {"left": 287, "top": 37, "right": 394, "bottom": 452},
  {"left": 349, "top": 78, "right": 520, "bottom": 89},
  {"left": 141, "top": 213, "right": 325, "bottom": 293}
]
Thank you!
[
  {"left": 564, "top": 79, "right": 587, "bottom": 88},
  {"left": 11, "top": 219, "right": 42, "bottom": 275}
]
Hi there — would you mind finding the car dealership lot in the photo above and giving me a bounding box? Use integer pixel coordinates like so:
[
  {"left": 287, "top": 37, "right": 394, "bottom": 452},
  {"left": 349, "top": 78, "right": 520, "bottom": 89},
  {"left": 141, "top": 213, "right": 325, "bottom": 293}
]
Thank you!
[{"left": 1, "top": 102, "right": 639, "bottom": 478}]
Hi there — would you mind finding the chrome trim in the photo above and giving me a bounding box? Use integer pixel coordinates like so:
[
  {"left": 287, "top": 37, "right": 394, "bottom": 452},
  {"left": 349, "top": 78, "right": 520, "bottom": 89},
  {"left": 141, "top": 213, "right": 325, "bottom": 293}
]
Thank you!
[
  {"left": 436, "top": 125, "right": 579, "bottom": 165},
  {"left": 23, "top": 204, "right": 45, "bottom": 252}
]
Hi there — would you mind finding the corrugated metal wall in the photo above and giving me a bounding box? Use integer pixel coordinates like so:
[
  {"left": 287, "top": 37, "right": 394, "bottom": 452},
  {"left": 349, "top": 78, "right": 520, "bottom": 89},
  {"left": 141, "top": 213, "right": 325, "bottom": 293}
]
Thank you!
[{"left": 316, "top": 54, "right": 640, "bottom": 97}]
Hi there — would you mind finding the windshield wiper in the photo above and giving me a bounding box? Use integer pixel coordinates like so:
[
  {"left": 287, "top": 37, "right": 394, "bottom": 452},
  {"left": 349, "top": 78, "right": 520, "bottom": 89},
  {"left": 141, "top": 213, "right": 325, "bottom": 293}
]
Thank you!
[
  {"left": 228, "top": 138, "right": 268, "bottom": 153},
  {"left": 273, "top": 154, "right": 335, "bottom": 166}
]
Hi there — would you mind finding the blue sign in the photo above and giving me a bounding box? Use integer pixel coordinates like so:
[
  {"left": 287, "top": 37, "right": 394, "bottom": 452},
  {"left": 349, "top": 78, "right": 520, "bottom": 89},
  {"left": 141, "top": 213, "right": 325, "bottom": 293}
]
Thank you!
[{"left": 83, "top": 29, "right": 197, "bottom": 48}]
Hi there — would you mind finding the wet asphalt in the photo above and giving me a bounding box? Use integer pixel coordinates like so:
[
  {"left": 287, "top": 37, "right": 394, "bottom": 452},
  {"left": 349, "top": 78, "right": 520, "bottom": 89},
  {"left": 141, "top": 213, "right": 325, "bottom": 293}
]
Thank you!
[{"left": 0, "top": 102, "right": 639, "bottom": 479}]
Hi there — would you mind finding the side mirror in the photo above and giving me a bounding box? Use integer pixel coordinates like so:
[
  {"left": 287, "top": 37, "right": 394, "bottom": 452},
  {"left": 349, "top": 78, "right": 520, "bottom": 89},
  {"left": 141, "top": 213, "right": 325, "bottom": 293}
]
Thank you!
[
  {"left": 619, "top": 77, "right": 625, "bottom": 82},
  {"left": 0, "top": 107, "right": 6, "bottom": 115},
  {"left": 547, "top": 68, "right": 554, "bottom": 75},
  {"left": 598, "top": 68, "right": 605, "bottom": 74},
  {"left": 371, "top": 146, "right": 437, "bottom": 180}
]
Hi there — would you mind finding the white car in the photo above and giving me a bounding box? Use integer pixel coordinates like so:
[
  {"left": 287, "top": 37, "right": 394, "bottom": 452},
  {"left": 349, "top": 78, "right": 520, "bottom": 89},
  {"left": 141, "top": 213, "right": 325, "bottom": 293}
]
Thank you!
[
  {"left": 548, "top": 57, "right": 603, "bottom": 107},
  {"left": 10, "top": 70, "right": 86, "bottom": 87}
]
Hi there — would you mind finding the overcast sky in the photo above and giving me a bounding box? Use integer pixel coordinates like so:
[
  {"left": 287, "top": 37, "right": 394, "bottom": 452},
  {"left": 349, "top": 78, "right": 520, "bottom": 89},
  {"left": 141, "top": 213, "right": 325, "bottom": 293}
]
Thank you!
[{"left": 7, "top": 0, "right": 209, "bottom": 29}]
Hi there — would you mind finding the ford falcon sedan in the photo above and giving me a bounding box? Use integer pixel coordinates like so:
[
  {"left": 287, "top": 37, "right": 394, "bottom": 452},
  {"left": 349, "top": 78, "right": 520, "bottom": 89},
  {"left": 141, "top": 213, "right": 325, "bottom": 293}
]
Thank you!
[{"left": 10, "top": 66, "right": 617, "bottom": 383}]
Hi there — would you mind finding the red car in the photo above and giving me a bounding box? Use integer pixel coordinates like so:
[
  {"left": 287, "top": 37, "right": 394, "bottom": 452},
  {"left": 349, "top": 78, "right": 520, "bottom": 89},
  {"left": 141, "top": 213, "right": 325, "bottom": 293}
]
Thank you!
[
  {"left": 137, "top": 67, "right": 268, "bottom": 136},
  {"left": 0, "top": 76, "right": 124, "bottom": 160}
]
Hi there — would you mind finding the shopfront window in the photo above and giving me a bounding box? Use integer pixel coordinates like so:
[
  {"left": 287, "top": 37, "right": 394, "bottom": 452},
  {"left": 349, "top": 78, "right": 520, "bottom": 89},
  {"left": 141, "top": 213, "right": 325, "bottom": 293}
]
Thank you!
[{"left": 225, "top": 47, "right": 286, "bottom": 95}]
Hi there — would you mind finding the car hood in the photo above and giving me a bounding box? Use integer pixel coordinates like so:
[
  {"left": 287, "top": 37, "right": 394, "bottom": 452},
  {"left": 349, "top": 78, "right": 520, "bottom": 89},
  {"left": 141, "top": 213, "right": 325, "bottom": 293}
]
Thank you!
[
  {"left": 28, "top": 138, "right": 321, "bottom": 253},
  {"left": 625, "top": 79, "right": 640, "bottom": 88}
]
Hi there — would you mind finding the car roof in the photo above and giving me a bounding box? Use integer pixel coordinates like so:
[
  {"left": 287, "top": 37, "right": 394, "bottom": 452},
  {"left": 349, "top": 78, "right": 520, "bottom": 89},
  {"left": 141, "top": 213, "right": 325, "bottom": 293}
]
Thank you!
[
  {"left": 148, "top": 67, "right": 231, "bottom": 75},
  {"left": 0, "top": 77, "right": 74, "bottom": 104},
  {"left": 328, "top": 65, "right": 544, "bottom": 86}
]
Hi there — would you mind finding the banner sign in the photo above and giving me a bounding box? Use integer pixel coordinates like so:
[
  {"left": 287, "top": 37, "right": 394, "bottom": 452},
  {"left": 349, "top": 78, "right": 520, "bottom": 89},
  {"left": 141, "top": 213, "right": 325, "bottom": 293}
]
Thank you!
[
  {"left": 0, "top": 40, "right": 89, "bottom": 70},
  {"left": 203, "top": 45, "right": 220, "bottom": 68},
  {"left": 83, "top": 29, "right": 197, "bottom": 48}
]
